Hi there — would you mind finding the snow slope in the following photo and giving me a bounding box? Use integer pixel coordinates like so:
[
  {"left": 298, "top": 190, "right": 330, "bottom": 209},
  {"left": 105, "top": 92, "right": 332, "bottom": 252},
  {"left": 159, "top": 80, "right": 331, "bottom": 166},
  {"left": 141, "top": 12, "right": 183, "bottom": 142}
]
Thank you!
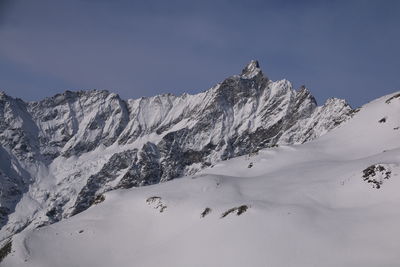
[{"left": 3, "top": 92, "right": 400, "bottom": 267}]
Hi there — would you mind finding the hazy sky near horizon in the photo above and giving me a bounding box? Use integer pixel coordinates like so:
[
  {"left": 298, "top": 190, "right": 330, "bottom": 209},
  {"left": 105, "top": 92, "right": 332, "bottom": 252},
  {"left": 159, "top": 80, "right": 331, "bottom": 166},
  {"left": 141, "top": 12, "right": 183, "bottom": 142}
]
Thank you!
[{"left": 0, "top": 0, "right": 399, "bottom": 107}]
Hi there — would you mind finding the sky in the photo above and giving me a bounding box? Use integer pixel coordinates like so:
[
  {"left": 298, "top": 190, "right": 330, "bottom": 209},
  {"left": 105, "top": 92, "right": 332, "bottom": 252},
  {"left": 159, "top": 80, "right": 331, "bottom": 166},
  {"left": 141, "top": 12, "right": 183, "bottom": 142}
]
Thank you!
[{"left": 0, "top": 0, "right": 399, "bottom": 107}]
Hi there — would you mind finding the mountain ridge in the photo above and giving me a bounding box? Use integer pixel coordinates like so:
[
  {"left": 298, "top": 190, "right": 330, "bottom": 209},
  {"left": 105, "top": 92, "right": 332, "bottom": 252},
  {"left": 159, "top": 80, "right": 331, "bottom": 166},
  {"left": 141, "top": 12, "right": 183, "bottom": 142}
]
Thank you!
[
  {"left": 0, "top": 60, "right": 353, "bottom": 241},
  {"left": 3, "top": 90, "right": 400, "bottom": 267}
]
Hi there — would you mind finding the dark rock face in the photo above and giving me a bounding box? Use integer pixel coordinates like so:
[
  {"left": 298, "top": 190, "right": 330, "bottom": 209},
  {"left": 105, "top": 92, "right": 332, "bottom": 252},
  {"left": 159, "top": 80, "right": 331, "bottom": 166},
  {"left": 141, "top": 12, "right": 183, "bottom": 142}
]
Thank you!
[
  {"left": 385, "top": 93, "right": 400, "bottom": 104},
  {"left": 221, "top": 205, "right": 249, "bottom": 218},
  {"left": 0, "top": 95, "right": 40, "bottom": 162},
  {"left": 0, "top": 61, "right": 353, "bottom": 239},
  {"left": 117, "top": 142, "right": 162, "bottom": 188},
  {"left": 0, "top": 145, "right": 31, "bottom": 232},
  {"left": 362, "top": 164, "right": 391, "bottom": 189},
  {"left": 71, "top": 149, "right": 138, "bottom": 215},
  {"left": 28, "top": 90, "right": 130, "bottom": 159},
  {"left": 201, "top": 207, "right": 212, "bottom": 218}
]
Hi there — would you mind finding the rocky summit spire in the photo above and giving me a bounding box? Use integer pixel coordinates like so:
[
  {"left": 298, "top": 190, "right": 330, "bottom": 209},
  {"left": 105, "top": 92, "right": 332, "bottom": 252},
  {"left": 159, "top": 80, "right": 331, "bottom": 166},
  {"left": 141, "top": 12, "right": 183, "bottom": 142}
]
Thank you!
[{"left": 241, "top": 60, "right": 263, "bottom": 79}]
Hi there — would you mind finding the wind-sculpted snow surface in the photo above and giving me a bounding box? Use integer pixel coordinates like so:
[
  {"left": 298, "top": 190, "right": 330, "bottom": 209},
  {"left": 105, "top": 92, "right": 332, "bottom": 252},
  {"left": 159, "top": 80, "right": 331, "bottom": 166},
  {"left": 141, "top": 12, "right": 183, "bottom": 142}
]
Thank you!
[
  {"left": 3, "top": 91, "right": 400, "bottom": 267},
  {"left": 0, "top": 61, "right": 353, "bottom": 240}
]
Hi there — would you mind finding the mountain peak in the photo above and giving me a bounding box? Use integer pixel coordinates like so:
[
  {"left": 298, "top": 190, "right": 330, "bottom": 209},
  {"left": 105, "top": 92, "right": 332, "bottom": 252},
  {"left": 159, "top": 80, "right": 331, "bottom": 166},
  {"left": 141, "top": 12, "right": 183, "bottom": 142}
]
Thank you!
[{"left": 241, "top": 60, "right": 262, "bottom": 79}]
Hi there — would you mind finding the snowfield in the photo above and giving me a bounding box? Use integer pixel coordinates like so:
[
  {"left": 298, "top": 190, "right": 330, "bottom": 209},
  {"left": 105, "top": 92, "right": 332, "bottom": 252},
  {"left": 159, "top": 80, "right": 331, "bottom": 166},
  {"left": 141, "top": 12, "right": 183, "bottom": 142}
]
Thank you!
[{"left": 2, "top": 92, "right": 400, "bottom": 267}]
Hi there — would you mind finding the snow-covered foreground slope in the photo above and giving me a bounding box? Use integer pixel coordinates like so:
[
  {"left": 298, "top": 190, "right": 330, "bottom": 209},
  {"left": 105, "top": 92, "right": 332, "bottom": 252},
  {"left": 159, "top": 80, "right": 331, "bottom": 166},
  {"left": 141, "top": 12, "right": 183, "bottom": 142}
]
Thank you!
[{"left": 2, "top": 92, "right": 400, "bottom": 266}]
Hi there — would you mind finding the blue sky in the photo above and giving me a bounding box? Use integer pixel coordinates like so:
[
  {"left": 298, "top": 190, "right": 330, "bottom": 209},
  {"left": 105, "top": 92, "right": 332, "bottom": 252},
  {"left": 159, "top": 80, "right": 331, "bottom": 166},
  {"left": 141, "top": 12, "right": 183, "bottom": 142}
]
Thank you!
[{"left": 0, "top": 0, "right": 399, "bottom": 107}]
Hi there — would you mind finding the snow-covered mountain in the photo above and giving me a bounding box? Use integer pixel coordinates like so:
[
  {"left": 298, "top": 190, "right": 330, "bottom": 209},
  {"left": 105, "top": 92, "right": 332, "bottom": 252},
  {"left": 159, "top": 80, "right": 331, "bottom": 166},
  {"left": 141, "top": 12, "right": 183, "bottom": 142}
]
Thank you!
[
  {"left": 0, "top": 61, "right": 353, "bottom": 242},
  {"left": 2, "top": 89, "right": 400, "bottom": 267}
]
